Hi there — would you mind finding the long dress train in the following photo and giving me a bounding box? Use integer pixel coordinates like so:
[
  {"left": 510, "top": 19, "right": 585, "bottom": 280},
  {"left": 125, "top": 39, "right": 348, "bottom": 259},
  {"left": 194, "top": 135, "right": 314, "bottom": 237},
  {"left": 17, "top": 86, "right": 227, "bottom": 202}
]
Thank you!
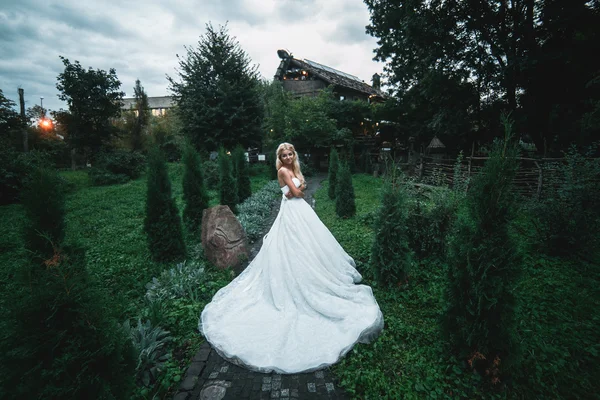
[{"left": 199, "top": 178, "right": 384, "bottom": 374}]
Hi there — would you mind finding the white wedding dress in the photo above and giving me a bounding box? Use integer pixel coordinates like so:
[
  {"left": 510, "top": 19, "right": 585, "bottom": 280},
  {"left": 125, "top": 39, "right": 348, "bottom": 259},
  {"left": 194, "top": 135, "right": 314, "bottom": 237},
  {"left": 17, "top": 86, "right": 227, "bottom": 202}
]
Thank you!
[{"left": 199, "top": 178, "right": 384, "bottom": 374}]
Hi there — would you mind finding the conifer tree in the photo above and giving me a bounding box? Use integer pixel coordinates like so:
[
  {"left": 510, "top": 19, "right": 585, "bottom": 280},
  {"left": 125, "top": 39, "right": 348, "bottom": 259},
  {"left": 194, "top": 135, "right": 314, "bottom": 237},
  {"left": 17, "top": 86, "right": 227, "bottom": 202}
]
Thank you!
[
  {"left": 443, "top": 117, "right": 522, "bottom": 379},
  {"left": 1, "top": 168, "right": 135, "bottom": 398},
  {"left": 144, "top": 146, "right": 186, "bottom": 262},
  {"left": 218, "top": 147, "right": 238, "bottom": 212},
  {"left": 370, "top": 176, "right": 412, "bottom": 286},
  {"left": 22, "top": 168, "right": 66, "bottom": 262},
  {"left": 232, "top": 144, "right": 252, "bottom": 203},
  {"left": 328, "top": 148, "right": 339, "bottom": 199},
  {"left": 335, "top": 161, "right": 356, "bottom": 218},
  {"left": 182, "top": 143, "right": 209, "bottom": 232}
]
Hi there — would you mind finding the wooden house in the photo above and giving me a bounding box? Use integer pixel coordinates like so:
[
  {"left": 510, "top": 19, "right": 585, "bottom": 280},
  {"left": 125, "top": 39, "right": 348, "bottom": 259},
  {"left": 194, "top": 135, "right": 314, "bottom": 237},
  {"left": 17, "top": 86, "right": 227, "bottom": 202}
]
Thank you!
[
  {"left": 273, "top": 49, "right": 386, "bottom": 103},
  {"left": 121, "top": 96, "right": 174, "bottom": 117}
]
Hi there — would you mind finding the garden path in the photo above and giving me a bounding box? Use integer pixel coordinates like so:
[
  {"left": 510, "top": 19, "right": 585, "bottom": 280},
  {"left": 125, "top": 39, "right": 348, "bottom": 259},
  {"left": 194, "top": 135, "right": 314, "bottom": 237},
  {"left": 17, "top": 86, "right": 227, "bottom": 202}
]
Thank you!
[{"left": 174, "top": 173, "right": 350, "bottom": 400}]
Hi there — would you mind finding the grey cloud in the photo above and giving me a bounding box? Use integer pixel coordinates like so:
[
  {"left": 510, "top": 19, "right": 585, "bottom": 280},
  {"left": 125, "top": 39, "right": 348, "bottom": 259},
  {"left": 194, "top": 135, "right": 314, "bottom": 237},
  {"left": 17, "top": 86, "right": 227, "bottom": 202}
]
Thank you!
[
  {"left": 274, "top": 0, "right": 322, "bottom": 23},
  {"left": 329, "top": 17, "right": 371, "bottom": 45}
]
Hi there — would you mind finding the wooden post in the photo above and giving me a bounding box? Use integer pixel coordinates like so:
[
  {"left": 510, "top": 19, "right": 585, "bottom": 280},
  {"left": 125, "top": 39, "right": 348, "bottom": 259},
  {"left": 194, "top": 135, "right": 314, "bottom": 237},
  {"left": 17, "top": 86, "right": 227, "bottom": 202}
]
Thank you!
[
  {"left": 18, "top": 88, "right": 28, "bottom": 152},
  {"left": 534, "top": 160, "right": 543, "bottom": 199}
]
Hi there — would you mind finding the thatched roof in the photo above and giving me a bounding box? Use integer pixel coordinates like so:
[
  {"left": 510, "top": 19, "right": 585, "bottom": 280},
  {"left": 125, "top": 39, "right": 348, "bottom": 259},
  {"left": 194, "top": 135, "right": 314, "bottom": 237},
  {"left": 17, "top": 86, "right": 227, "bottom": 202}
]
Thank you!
[
  {"left": 426, "top": 135, "right": 446, "bottom": 149},
  {"left": 275, "top": 50, "right": 386, "bottom": 100}
]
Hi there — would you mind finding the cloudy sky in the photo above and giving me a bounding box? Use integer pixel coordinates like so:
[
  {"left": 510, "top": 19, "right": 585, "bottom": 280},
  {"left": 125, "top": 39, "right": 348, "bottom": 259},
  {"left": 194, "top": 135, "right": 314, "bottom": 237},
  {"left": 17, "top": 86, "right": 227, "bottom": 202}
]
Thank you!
[{"left": 1, "top": 0, "right": 384, "bottom": 114}]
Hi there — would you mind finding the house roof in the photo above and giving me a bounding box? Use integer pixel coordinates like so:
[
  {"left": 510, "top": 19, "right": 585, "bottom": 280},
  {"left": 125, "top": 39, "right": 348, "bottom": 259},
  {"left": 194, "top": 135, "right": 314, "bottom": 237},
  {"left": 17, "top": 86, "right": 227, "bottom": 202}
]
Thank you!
[
  {"left": 276, "top": 51, "right": 386, "bottom": 99},
  {"left": 121, "top": 96, "right": 174, "bottom": 110},
  {"left": 427, "top": 135, "right": 446, "bottom": 149}
]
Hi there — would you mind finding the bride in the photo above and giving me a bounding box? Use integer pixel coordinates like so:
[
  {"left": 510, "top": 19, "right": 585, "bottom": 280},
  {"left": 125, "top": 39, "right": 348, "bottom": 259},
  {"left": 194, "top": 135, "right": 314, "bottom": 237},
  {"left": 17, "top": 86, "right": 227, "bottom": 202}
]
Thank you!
[{"left": 199, "top": 142, "right": 384, "bottom": 374}]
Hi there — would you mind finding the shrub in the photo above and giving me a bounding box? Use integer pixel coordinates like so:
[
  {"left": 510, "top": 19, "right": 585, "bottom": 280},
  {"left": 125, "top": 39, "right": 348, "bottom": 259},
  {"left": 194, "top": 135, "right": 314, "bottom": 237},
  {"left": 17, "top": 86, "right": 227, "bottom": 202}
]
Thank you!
[
  {"left": 145, "top": 260, "right": 209, "bottom": 303},
  {"left": 529, "top": 145, "right": 600, "bottom": 256},
  {"left": 144, "top": 146, "right": 186, "bottom": 262},
  {"left": 328, "top": 148, "right": 339, "bottom": 199},
  {"left": 358, "top": 147, "right": 373, "bottom": 174},
  {"left": 88, "top": 150, "right": 146, "bottom": 186},
  {"left": 0, "top": 244, "right": 136, "bottom": 399},
  {"left": 369, "top": 176, "right": 412, "bottom": 286},
  {"left": 443, "top": 120, "right": 522, "bottom": 380},
  {"left": 335, "top": 161, "right": 356, "bottom": 218},
  {"left": 236, "top": 180, "right": 281, "bottom": 242},
  {"left": 232, "top": 145, "right": 252, "bottom": 203},
  {"left": 0, "top": 147, "right": 51, "bottom": 205},
  {"left": 22, "top": 167, "right": 66, "bottom": 262},
  {"left": 122, "top": 319, "right": 172, "bottom": 388},
  {"left": 218, "top": 147, "right": 238, "bottom": 212},
  {"left": 202, "top": 159, "right": 220, "bottom": 189},
  {"left": 182, "top": 144, "right": 209, "bottom": 232}
]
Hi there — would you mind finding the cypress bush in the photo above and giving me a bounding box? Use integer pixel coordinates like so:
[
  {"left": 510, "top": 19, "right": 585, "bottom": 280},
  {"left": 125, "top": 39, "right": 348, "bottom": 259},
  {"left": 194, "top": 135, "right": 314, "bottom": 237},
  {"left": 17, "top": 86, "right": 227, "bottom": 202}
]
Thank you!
[
  {"left": 22, "top": 167, "right": 66, "bottom": 262},
  {"left": 443, "top": 119, "right": 522, "bottom": 380},
  {"left": 335, "top": 161, "right": 356, "bottom": 218},
  {"left": 370, "top": 176, "right": 412, "bottom": 286},
  {"left": 182, "top": 144, "right": 209, "bottom": 233},
  {"left": 328, "top": 147, "right": 339, "bottom": 199},
  {"left": 232, "top": 145, "right": 252, "bottom": 203},
  {"left": 218, "top": 147, "right": 238, "bottom": 212},
  {"left": 1, "top": 170, "right": 135, "bottom": 399},
  {"left": 144, "top": 146, "right": 186, "bottom": 262}
]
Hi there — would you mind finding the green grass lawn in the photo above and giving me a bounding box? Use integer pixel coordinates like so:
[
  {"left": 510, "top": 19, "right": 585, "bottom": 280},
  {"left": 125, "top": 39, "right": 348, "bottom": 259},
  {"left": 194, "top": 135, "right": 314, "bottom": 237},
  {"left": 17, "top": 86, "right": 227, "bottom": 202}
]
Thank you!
[
  {"left": 315, "top": 174, "right": 600, "bottom": 400},
  {"left": 0, "top": 164, "right": 269, "bottom": 398}
]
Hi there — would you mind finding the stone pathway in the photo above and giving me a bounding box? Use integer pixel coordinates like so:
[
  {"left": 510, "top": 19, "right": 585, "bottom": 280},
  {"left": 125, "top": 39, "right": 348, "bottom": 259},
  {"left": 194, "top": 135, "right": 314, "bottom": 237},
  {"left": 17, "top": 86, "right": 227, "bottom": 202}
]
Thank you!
[{"left": 174, "top": 174, "right": 350, "bottom": 400}]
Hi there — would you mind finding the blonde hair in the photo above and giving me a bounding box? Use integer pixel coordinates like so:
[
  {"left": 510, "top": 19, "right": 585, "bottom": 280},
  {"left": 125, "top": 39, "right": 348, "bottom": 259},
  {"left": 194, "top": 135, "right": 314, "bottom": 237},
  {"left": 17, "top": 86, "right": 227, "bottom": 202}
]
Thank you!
[{"left": 276, "top": 142, "right": 304, "bottom": 182}]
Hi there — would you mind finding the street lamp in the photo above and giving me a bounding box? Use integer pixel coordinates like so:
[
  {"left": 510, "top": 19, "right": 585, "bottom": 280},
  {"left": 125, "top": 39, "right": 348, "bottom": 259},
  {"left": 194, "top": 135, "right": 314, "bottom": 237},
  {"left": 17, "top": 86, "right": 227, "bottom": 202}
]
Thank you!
[{"left": 40, "top": 96, "right": 45, "bottom": 117}]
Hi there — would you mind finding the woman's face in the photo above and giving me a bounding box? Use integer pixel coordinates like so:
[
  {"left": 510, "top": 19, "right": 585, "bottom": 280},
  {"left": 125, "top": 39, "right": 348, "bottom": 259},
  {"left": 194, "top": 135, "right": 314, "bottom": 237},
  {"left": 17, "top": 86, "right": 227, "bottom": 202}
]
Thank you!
[{"left": 280, "top": 149, "right": 294, "bottom": 165}]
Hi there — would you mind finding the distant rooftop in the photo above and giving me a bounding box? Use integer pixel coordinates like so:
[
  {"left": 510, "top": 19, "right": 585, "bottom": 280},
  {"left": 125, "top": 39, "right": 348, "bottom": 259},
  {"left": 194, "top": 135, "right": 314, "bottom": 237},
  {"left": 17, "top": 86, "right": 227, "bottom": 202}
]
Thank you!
[{"left": 122, "top": 96, "right": 174, "bottom": 110}]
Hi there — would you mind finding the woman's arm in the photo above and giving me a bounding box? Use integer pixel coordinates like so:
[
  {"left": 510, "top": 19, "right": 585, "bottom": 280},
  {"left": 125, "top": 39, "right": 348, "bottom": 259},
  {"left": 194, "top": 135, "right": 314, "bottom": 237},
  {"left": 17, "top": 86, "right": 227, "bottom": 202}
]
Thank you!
[{"left": 278, "top": 169, "right": 304, "bottom": 198}]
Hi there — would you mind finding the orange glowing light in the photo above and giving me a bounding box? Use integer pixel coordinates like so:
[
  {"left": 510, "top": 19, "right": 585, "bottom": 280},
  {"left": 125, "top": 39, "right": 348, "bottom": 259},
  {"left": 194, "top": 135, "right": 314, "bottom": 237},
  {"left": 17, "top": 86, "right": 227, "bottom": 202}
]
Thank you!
[{"left": 40, "top": 119, "right": 52, "bottom": 129}]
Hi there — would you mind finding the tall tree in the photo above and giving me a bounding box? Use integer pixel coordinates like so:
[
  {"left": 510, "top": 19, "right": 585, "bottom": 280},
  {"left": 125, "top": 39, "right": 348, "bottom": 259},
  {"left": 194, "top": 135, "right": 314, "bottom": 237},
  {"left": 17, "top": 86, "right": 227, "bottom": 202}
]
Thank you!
[
  {"left": 168, "top": 23, "right": 263, "bottom": 152},
  {"left": 364, "top": 0, "right": 600, "bottom": 154},
  {"left": 218, "top": 147, "right": 238, "bottom": 212},
  {"left": 56, "top": 56, "right": 124, "bottom": 159},
  {"left": 232, "top": 144, "right": 252, "bottom": 203},
  {"left": 131, "top": 79, "right": 150, "bottom": 151},
  {"left": 182, "top": 143, "right": 209, "bottom": 232},
  {"left": 0, "top": 88, "right": 21, "bottom": 138}
]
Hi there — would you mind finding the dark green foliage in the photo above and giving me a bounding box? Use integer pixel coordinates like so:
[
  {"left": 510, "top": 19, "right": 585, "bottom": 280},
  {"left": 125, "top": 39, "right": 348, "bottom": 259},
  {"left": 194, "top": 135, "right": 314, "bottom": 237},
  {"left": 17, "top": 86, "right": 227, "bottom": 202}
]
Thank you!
[
  {"left": 358, "top": 147, "right": 373, "bottom": 174},
  {"left": 370, "top": 177, "right": 412, "bottom": 286},
  {"left": 168, "top": 23, "right": 263, "bottom": 152},
  {"left": 529, "top": 145, "right": 600, "bottom": 256},
  {"left": 0, "top": 245, "right": 136, "bottom": 399},
  {"left": 328, "top": 148, "right": 339, "bottom": 199},
  {"left": 443, "top": 126, "right": 522, "bottom": 379},
  {"left": 56, "top": 56, "right": 124, "bottom": 156},
  {"left": 144, "top": 146, "right": 186, "bottom": 262},
  {"left": 182, "top": 144, "right": 209, "bottom": 232},
  {"left": 22, "top": 168, "right": 66, "bottom": 262},
  {"left": 405, "top": 186, "right": 459, "bottom": 261},
  {"left": 218, "top": 148, "right": 238, "bottom": 212},
  {"left": 232, "top": 145, "right": 252, "bottom": 203},
  {"left": 88, "top": 150, "right": 146, "bottom": 186},
  {"left": 0, "top": 88, "right": 22, "bottom": 137},
  {"left": 131, "top": 79, "right": 150, "bottom": 151},
  {"left": 335, "top": 161, "right": 356, "bottom": 218},
  {"left": 202, "top": 159, "right": 220, "bottom": 189},
  {"left": 0, "top": 146, "right": 51, "bottom": 205}
]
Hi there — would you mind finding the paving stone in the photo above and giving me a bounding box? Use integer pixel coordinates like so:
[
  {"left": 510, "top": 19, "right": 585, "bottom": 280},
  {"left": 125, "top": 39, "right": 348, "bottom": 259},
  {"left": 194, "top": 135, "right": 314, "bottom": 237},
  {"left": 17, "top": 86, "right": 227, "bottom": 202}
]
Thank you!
[
  {"left": 261, "top": 383, "right": 271, "bottom": 391},
  {"left": 186, "top": 362, "right": 206, "bottom": 377},
  {"left": 272, "top": 380, "right": 281, "bottom": 390},
  {"left": 193, "top": 345, "right": 212, "bottom": 362},
  {"left": 263, "top": 376, "right": 272, "bottom": 384},
  {"left": 325, "top": 382, "right": 335, "bottom": 393},
  {"left": 280, "top": 388, "right": 289, "bottom": 397},
  {"left": 291, "top": 388, "right": 299, "bottom": 398},
  {"left": 270, "top": 390, "right": 280, "bottom": 398},
  {"left": 220, "top": 366, "right": 229, "bottom": 373},
  {"left": 180, "top": 375, "right": 197, "bottom": 391},
  {"left": 174, "top": 392, "right": 189, "bottom": 400},
  {"left": 209, "top": 371, "right": 219, "bottom": 379},
  {"left": 315, "top": 370, "right": 325, "bottom": 379},
  {"left": 308, "top": 382, "right": 317, "bottom": 392}
]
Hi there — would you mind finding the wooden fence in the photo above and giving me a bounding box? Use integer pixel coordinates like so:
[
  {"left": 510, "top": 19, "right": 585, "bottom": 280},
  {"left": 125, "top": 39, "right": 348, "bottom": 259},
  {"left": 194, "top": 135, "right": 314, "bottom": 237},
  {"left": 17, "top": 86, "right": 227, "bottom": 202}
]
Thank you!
[{"left": 417, "top": 155, "right": 598, "bottom": 198}]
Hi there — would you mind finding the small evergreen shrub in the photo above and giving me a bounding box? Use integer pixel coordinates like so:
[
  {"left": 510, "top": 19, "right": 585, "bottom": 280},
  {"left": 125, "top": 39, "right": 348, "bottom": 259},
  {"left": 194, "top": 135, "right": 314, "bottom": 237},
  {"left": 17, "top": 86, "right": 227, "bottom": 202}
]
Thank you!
[
  {"left": 236, "top": 180, "right": 281, "bottom": 242},
  {"left": 443, "top": 119, "right": 522, "bottom": 381},
  {"left": 0, "top": 244, "right": 136, "bottom": 399},
  {"left": 370, "top": 177, "right": 412, "bottom": 286},
  {"left": 218, "top": 147, "right": 238, "bottom": 212},
  {"left": 22, "top": 167, "right": 66, "bottom": 262},
  {"left": 0, "top": 147, "right": 51, "bottom": 205},
  {"left": 182, "top": 144, "right": 209, "bottom": 232},
  {"left": 144, "top": 146, "right": 186, "bottom": 262},
  {"left": 232, "top": 145, "right": 252, "bottom": 203},
  {"left": 335, "top": 161, "right": 356, "bottom": 218},
  {"left": 202, "top": 159, "right": 220, "bottom": 189},
  {"left": 328, "top": 148, "right": 339, "bottom": 199}
]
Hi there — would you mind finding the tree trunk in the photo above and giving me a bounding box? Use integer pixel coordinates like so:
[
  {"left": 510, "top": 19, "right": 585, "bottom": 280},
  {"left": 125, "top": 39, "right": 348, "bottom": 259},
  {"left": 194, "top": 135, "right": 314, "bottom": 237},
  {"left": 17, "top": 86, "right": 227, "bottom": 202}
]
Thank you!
[{"left": 18, "top": 88, "right": 28, "bottom": 152}]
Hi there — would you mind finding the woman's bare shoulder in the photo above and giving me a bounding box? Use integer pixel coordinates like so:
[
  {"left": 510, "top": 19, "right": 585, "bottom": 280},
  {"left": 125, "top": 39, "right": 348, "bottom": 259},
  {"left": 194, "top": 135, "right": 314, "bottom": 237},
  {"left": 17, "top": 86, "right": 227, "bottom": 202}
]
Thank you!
[{"left": 277, "top": 167, "right": 291, "bottom": 178}]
